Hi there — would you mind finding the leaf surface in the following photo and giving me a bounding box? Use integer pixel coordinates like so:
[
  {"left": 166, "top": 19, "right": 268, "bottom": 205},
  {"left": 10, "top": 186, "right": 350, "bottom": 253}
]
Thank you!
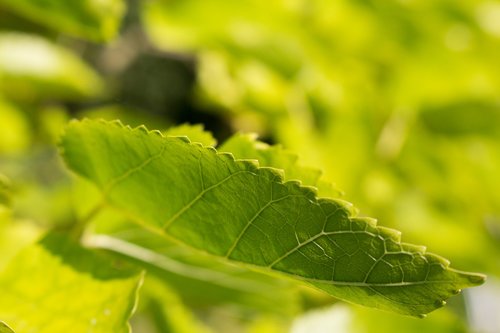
[
  {"left": 0, "top": 322, "right": 14, "bottom": 333},
  {"left": 0, "top": 233, "right": 143, "bottom": 333},
  {"left": 60, "top": 119, "right": 485, "bottom": 316},
  {"left": 73, "top": 176, "right": 303, "bottom": 315}
]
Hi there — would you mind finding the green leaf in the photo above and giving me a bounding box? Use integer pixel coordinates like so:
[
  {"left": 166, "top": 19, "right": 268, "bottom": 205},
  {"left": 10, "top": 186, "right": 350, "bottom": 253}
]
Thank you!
[
  {"left": 220, "top": 132, "right": 342, "bottom": 197},
  {"left": 165, "top": 123, "right": 217, "bottom": 147},
  {"left": 0, "top": 322, "right": 14, "bottom": 333},
  {"left": 60, "top": 119, "right": 486, "bottom": 316},
  {"left": 73, "top": 178, "right": 302, "bottom": 315},
  {"left": 84, "top": 230, "right": 302, "bottom": 315},
  {"left": 0, "top": 0, "right": 125, "bottom": 41},
  {"left": 0, "top": 33, "right": 104, "bottom": 101},
  {"left": 0, "top": 233, "right": 143, "bottom": 333}
]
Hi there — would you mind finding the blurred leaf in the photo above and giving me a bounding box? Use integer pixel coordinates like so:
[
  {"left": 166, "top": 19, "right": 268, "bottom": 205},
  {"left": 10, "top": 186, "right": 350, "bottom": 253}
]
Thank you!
[
  {"left": 0, "top": 0, "right": 125, "bottom": 41},
  {"left": 420, "top": 100, "right": 500, "bottom": 137},
  {"left": 350, "top": 304, "right": 468, "bottom": 333},
  {"left": 220, "top": 132, "right": 341, "bottom": 197},
  {"left": 77, "top": 105, "right": 171, "bottom": 131},
  {"left": 0, "top": 98, "right": 30, "bottom": 153},
  {"left": 0, "top": 33, "right": 103, "bottom": 101},
  {"left": 0, "top": 216, "right": 42, "bottom": 271},
  {"left": 390, "top": 131, "right": 500, "bottom": 275},
  {"left": 60, "top": 119, "right": 485, "bottom": 316},
  {"left": 38, "top": 105, "right": 70, "bottom": 144},
  {"left": 0, "top": 233, "right": 143, "bottom": 333},
  {"left": 290, "top": 303, "right": 467, "bottom": 333},
  {"left": 165, "top": 123, "right": 217, "bottom": 146},
  {"left": 0, "top": 174, "right": 11, "bottom": 207},
  {"left": 133, "top": 276, "right": 213, "bottom": 333},
  {"left": 0, "top": 146, "right": 74, "bottom": 228}
]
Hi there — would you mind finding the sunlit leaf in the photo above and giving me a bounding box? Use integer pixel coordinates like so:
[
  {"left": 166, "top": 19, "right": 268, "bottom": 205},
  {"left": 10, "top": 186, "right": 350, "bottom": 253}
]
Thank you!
[
  {"left": 165, "top": 123, "right": 217, "bottom": 147},
  {"left": 74, "top": 179, "right": 302, "bottom": 315},
  {"left": 0, "top": 0, "right": 125, "bottom": 41},
  {"left": 60, "top": 119, "right": 485, "bottom": 316},
  {"left": 0, "top": 233, "right": 143, "bottom": 333},
  {"left": 220, "top": 132, "right": 341, "bottom": 197},
  {"left": 0, "top": 33, "right": 103, "bottom": 101}
]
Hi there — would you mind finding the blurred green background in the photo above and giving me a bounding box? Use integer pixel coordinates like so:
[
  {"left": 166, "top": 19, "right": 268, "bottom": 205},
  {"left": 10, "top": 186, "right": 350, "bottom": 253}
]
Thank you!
[{"left": 0, "top": 0, "right": 499, "bottom": 332}]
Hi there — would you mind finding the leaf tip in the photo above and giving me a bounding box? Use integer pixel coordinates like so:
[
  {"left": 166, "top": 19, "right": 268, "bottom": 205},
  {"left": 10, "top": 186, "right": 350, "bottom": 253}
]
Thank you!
[
  {"left": 467, "top": 272, "right": 487, "bottom": 286},
  {"left": 450, "top": 268, "right": 487, "bottom": 287}
]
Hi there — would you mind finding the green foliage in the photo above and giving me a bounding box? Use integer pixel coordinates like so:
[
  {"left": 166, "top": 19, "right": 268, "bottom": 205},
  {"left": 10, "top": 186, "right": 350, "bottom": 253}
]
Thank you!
[
  {"left": 220, "top": 133, "right": 341, "bottom": 197},
  {"left": 164, "top": 123, "right": 217, "bottom": 147},
  {"left": 1, "top": 0, "right": 498, "bottom": 331},
  {"left": 0, "top": 33, "right": 103, "bottom": 101},
  {"left": 0, "top": 233, "right": 143, "bottom": 333},
  {"left": 60, "top": 119, "right": 484, "bottom": 316},
  {"left": 0, "top": 0, "right": 125, "bottom": 41}
]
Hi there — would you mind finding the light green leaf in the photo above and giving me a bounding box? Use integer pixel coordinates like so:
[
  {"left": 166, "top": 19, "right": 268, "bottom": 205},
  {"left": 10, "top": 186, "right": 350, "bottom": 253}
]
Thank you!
[
  {"left": 73, "top": 177, "right": 303, "bottom": 315},
  {"left": 0, "top": 33, "right": 103, "bottom": 101},
  {"left": 60, "top": 119, "right": 485, "bottom": 316},
  {"left": 165, "top": 123, "right": 217, "bottom": 147},
  {"left": 0, "top": 216, "right": 41, "bottom": 272},
  {"left": 0, "top": 322, "right": 14, "bottom": 333},
  {"left": 73, "top": 175, "right": 303, "bottom": 315},
  {"left": 220, "top": 132, "right": 341, "bottom": 197},
  {"left": 0, "top": 233, "right": 143, "bottom": 333},
  {"left": 0, "top": 0, "right": 125, "bottom": 41}
]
